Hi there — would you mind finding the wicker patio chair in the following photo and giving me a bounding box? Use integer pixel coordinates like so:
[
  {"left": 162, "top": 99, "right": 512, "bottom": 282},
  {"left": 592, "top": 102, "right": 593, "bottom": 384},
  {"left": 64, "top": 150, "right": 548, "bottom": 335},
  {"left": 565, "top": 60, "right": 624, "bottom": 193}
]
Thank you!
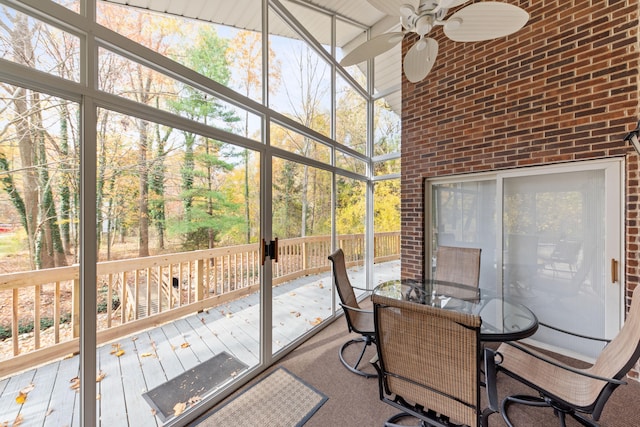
[
  {"left": 328, "top": 248, "right": 376, "bottom": 378},
  {"left": 434, "top": 246, "right": 482, "bottom": 288},
  {"left": 371, "top": 293, "right": 499, "bottom": 427},
  {"left": 487, "top": 288, "right": 640, "bottom": 427}
]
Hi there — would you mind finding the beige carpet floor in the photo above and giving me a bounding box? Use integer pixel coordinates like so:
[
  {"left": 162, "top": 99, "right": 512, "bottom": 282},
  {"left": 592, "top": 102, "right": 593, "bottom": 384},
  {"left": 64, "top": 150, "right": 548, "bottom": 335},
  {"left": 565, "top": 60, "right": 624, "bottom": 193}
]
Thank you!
[{"left": 194, "top": 306, "right": 640, "bottom": 426}]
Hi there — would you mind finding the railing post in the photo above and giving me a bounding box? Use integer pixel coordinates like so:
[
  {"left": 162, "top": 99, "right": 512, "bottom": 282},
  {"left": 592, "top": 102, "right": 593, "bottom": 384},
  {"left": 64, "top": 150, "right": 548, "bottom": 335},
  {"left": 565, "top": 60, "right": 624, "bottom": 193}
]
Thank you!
[
  {"left": 72, "top": 278, "right": 80, "bottom": 338},
  {"left": 302, "top": 240, "right": 307, "bottom": 272},
  {"left": 195, "top": 258, "right": 205, "bottom": 301}
]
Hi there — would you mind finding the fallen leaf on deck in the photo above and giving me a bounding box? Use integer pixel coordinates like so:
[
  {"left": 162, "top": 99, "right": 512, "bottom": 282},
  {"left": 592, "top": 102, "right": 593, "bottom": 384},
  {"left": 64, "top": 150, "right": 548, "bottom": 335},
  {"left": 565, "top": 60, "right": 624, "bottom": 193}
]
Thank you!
[
  {"left": 110, "top": 343, "right": 125, "bottom": 356},
  {"left": 290, "top": 311, "right": 301, "bottom": 317},
  {"left": 70, "top": 377, "right": 80, "bottom": 390},
  {"left": 187, "top": 395, "right": 202, "bottom": 406},
  {"left": 131, "top": 336, "right": 138, "bottom": 342},
  {"left": 96, "top": 394, "right": 101, "bottom": 400},
  {"left": 63, "top": 353, "right": 74, "bottom": 360},
  {"left": 318, "top": 283, "right": 324, "bottom": 289},
  {"left": 225, "top": 312, "right": 233, "bottom": 318},
  {"left": 289, "top": 292, "right": 296, "bottom": 296},
  {"left": 173, "top": 402, "right": 187, "bottom": 416},
  {"left": 15, "top": 392, "right": 27, "bottom": 404},
  {"left": 11, "top": 414, "right": 23, "bottom": 427},
  {"left": 309, "top": 317, "right": 322, "bottom": 326},
  {"left": 200, "top": 317, "right": 206, "bottom": 324},
  {"left": 45, "top": 408, "right": 54, "bottom": 417},
  {"left": 140, "top": 352, "right": 154, "bottom": 357},
  {"left": 20, "top": 384, "right": 35, "bottom": 394},
  {"left": 96, "top": 371, "right": 106, "bottom": 382},
  {"left": 180, "top": 342, "right": 190, "bottom": 348},
  {"left": 150, "top": 408, "right": 157, "bottom": 416}
]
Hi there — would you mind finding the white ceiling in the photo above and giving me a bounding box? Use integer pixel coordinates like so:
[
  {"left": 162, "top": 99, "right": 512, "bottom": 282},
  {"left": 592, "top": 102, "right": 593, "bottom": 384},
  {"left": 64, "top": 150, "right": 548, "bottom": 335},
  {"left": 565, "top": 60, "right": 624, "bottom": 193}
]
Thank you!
[{"left": 104, "top": 0, "right": 402, "bottom": 112}]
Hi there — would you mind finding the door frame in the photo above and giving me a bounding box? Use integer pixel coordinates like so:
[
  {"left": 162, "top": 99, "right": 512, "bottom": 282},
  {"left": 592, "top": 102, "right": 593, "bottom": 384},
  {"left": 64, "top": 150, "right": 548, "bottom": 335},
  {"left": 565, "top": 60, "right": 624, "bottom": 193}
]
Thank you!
[{"left": 425, "top": 158, "right": 625, "bottom": 341}]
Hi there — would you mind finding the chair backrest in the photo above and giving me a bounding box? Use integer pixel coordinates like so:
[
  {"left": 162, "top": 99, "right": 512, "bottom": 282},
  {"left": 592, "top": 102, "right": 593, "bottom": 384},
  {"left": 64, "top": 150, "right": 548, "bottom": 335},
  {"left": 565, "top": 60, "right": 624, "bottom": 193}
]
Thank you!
[
  {"left": 434, "top": 246, "right": 482, "bottom": 288},
  {"left": 328, "top": 248, "right": 369, "bottom": 333},
  {"left": 328, "top": 248, "right": 358, "bottom": 308},
  {"left": 591, "top": 288, "right": 640, "bottom": 385},
  {"left": 372, "top": 293, "right": 482, "bottom": 427}
]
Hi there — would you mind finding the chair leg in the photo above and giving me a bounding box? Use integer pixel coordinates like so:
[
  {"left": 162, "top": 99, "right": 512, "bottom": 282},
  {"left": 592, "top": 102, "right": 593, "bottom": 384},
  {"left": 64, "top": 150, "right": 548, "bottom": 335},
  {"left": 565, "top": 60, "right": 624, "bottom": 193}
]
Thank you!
[
  {"left": 501, "top": 395, "right": 551, "bottom": 427},
  {"left": 384, "top": 412, "right": 440, "bottom": 427},
  {"left": 502, "top": 394, "right": 597, "bottom": 427},
  {"left": 339, "top": 336, "right": 376, "bottom": 378}
]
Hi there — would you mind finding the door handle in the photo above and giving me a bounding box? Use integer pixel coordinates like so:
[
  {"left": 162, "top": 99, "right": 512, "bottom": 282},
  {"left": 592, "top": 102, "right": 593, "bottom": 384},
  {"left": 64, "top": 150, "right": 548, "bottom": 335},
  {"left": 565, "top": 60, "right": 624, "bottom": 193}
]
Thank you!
[
  {"left": 261, "top": 238, "right": 279, "bottom": 265},
  {"left": 611, "top": 258, "right": 619, "bottom": 283}
]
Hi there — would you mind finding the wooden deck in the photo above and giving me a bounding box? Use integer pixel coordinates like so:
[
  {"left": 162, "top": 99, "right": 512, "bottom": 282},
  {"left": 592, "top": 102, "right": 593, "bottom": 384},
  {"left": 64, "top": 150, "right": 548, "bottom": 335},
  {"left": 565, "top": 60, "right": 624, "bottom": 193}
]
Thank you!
[{"left": 0, "top": 261, "right": 399, "bottom": 426}]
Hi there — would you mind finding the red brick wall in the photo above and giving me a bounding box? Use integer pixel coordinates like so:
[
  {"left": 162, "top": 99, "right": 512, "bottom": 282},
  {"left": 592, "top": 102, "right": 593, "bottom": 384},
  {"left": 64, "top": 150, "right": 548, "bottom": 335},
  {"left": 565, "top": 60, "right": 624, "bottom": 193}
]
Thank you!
[
  {"left": 401, "top": 0, "right": 639, "bottom": 377},
  {"left": 401, "top": 0, "right": 639, "bottom": 288}
]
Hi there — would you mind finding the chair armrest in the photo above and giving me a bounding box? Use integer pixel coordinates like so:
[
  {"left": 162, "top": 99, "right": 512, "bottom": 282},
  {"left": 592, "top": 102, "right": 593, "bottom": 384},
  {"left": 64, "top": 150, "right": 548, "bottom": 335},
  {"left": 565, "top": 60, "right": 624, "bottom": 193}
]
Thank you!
[
  {"left": 539, "top": 322, "right": 611, "bottom": 343},
  {"left": 339, "top": 303, "right": 373, "bottom": 314},
  {"left": 500, "top": 342, "right": 626, "bottom": 385},
  {"left": 351, "top": 285, "right": 372, "bottom": 293}
]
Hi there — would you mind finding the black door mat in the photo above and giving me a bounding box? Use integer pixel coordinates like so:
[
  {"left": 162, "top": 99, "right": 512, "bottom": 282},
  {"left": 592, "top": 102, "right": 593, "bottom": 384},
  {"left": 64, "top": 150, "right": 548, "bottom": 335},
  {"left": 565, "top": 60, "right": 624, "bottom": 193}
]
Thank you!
[{"left": 142, "top": 351, "right": 248, "bottom": 421}]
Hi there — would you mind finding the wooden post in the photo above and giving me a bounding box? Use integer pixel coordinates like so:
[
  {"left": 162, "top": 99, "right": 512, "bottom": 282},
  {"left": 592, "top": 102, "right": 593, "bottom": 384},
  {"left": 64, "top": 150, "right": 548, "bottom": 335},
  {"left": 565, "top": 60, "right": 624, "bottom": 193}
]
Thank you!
[
  {"left": 12, "top": 288, "right": 19, "bottom": 356},
  {"left": 195, "top": 258, "right": 204, "bottom": 301},
  {"left": 72, "top": 278, "right": 80, "bottom": 338}
]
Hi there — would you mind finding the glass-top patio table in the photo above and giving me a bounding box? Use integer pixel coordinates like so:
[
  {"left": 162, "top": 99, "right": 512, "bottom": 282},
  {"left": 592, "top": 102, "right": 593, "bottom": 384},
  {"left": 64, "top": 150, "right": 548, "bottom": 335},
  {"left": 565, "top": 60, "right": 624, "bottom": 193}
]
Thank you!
[{"left": 373, "top": 279, "right": 538, "bottom": 342}]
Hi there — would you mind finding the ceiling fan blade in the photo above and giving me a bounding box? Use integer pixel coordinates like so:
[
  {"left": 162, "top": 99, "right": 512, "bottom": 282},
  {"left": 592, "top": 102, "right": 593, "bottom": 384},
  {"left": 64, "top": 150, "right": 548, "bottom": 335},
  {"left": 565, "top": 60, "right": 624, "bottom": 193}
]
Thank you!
[
  {"left": 403, "top": 37, "right": 439, "bottom": 83},
  {"left": 367, "top": 0, "right": 419, "bottom": 17},
  {"left": 438, "top": 0, "right": 470, "bottom": 8},
  {"left": 340, "top": 32, "right": 405, "bottom": 67},
  {"left": 443, "top": 2, "right": 529, "bottom": 42}
]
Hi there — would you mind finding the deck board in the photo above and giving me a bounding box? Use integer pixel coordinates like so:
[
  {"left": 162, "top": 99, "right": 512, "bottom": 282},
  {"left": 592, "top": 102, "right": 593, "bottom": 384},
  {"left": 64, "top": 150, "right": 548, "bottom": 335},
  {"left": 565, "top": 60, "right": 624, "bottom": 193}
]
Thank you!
[
  {"left": 134, "top": 331, "right": 169, "bottom": 391},
  {"left": 0, "top": 368, "right": 36, "bottom": 425},
  {"left": 117, "top": 340, "right": 159, "bottom": 427},
  {"left": 172, "top": 318, "right": 215, "bottom": 363},
  {"left": 183, "top": 314, "right": 234, "bottom": 357},
  {"left": 0, "top": 261, "right": 398, "bottom": 426},
  {"left": 19, "top": 359, "right": 59, "bottom": 426},
  {"left": 97, "top": 339, "right": 129, "bottom": 426},
  {"left": 146, "top": 326, "right": 185, "bottom": 381},
  {"left": 196, "top": 309, "right": 259, "bottom": 366},
  {"left": 43, "top": 355, "right": 79, "bottom": 427},
  {"left": 159, "top": 322, "right": 200, "bottom": 371}
]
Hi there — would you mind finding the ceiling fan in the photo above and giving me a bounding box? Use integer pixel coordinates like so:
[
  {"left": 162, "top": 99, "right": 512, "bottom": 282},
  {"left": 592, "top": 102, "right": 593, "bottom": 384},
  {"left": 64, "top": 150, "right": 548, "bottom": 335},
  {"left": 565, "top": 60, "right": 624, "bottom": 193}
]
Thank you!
[{"left": 340, "top": 0, "right": 529, "bottom": 83}]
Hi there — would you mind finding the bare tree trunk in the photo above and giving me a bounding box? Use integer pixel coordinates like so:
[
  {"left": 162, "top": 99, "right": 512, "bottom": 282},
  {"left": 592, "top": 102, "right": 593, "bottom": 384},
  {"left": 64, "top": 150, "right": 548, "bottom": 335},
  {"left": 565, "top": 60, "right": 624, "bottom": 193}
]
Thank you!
[
  {"left": 14, "top": 86, "right": 39, "bottom": 270},
  {"left": 137, "top": 119, "right": 150, "bottom": 257}
]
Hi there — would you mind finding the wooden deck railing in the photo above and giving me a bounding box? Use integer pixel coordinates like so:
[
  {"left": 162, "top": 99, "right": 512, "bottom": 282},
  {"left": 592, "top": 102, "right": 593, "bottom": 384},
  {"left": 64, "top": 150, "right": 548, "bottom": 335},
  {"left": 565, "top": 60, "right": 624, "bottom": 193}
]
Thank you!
[{"left": 0, "top": 232, "right": 399, "bottom": 377}]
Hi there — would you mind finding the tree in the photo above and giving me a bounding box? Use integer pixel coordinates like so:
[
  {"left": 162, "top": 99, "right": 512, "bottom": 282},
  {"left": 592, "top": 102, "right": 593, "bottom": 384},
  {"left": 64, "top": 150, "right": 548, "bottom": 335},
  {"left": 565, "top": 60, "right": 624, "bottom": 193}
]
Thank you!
[
  {"left": 169, "top": 27, "right": 243, "bottom": 249},
  {"left": 227, "top": 30, "right": 281, "bottom": 243},
  {"left": 0, "top": 10, "right": 67, "bottom": 269},
  {"left": 97, "top": 3, "right": 181, "bottom": 257},
  {"left": 276, "top": 43, "right": 331, "bottom": 237}
]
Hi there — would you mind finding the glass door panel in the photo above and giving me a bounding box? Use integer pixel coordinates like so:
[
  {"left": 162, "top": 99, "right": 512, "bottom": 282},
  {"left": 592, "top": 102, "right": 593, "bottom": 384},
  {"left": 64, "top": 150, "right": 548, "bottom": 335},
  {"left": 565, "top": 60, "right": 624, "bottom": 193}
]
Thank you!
[
  {"left": 336, "top": 175, "right": 368, "bottom": 295},
  {"left": 0, "top": 88, "right": 80, "bottom": 425},
  {"left": 95, "top": 109, "right": 260, "bottom": 425},
  {"left": 430, "top": 179, "right": 497, "bottom": 288},
  {"left": 373, "top": 179, "right": 401, "bottom": 285},
  {"left": 503, "top": 166, "right": 620, "bottom": 359},
  {"left": 429, "top": 161, "right": 622, "bottom": 360},
  {"left": 271, "top": 157, "right": 332, "bottom": 356}
]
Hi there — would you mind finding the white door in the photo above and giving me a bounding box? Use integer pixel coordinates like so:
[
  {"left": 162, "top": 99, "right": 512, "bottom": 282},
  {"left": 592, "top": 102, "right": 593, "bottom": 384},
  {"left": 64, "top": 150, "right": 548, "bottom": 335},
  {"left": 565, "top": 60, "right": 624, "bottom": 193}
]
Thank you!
[{"left": 428, "top": 159, "right": 623, "bottom": 360}]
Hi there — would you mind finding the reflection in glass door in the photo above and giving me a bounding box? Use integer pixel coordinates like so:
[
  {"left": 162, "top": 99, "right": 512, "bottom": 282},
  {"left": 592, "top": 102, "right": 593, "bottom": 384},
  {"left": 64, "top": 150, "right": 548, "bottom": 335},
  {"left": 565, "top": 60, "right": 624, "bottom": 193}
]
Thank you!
[
  {"left": 429, "top": 160, "right": 622, "bottom": 360},
  {"left": 270, "top": 157, "right": 332, "bottom": 356},
  {"left": 94, "top": 109, "right": 261, "bottom": 424},
  {"left": 502, "top": 164, "right": 621, "bottom": 359}
]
